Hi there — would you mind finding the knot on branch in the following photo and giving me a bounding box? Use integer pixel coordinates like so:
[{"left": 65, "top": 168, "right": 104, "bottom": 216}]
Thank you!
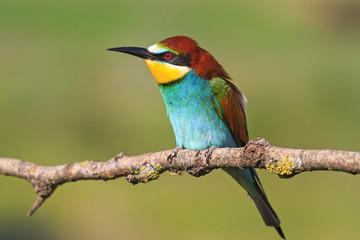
[
  {"left": 29, "top": 178, "right": 56, "bottom": 198},
  {"left": 243, "top": 138, "right": 269, "bottom": 165}
]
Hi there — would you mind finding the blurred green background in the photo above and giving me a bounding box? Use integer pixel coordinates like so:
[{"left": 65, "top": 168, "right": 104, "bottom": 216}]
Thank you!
[{"left": 1, "top": 0, "right": 359, "bottom": 239}]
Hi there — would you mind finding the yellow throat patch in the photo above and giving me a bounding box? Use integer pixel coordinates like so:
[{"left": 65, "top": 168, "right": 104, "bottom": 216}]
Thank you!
[{"left": 145, "top": 60, "right": 190, "bottom": 85}]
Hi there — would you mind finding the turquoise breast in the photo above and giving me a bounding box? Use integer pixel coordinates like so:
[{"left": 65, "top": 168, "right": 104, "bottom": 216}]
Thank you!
[{"left": 159, "top": 70, "right": 237, "bottom": 150}]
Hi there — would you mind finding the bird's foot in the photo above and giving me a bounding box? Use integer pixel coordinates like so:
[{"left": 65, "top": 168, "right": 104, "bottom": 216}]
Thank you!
[
  {"left": 167, "top": 147, "right": 181, "bottom": 163},
  {"left": 204, "top": 146, "right": 216, "bottom": 165}
]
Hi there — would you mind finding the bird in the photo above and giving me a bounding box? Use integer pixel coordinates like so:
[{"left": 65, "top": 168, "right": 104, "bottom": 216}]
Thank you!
[{"left": 108, "top": 36, "right": 285, "bottom": 239}]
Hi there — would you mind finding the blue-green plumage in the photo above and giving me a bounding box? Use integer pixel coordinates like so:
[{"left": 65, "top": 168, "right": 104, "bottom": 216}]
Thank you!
[
  {"left": 159, "top": 70, "right": 260, "bottom": 197},
  {"left": 159, "top": 70, "right": 237, "bottom": 150}
]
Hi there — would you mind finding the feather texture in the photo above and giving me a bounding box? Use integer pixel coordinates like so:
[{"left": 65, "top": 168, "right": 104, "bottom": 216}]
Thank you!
[{"left": 210, "top": 77, "right": 248, "bottom": 146}]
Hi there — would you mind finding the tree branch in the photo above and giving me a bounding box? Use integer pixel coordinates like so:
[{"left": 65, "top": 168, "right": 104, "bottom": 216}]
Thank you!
[{"left": 0, "top": 138, "right": 359, "bottom": 216}]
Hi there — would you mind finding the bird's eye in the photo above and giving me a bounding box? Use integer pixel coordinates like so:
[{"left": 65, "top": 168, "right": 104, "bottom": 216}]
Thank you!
[{"left": 164, "top": 52, "right": 172, "bottom": 59}]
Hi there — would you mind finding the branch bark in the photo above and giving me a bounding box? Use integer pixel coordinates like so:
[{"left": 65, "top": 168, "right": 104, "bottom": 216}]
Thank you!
[{"left": 0, "top": 138, "right": 359, "bottom": 216}]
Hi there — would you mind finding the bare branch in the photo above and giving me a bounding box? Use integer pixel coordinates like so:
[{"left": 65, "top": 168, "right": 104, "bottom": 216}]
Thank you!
[{"left": 0, "top": 138, "right": 359, "bottom": 216}]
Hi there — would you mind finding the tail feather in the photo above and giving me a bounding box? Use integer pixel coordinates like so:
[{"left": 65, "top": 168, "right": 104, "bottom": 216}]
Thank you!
[
  {"left": 223, "top": 167, "right": 285, "bottom": 239},
  {"left": 276, "top": 227, "right": 286, "bottom": 240},
  {"left": 252, "top": 194, "right": 285, "bottom": 239}
]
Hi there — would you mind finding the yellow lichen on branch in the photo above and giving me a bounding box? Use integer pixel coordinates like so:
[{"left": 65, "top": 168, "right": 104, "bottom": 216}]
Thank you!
[{"left": 266, "top": 155, "right": 295, "bottom": 176}]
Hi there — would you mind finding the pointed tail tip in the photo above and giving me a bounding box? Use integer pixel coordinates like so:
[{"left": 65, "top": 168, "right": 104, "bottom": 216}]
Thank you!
[{"left": 276, "top": 226, "right": 286, "bottom": 239}]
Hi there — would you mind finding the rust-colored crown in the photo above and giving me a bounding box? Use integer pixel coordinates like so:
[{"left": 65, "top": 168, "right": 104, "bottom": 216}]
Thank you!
[{"left": 160, "top": 36, "right": 230, "bottom": 80}]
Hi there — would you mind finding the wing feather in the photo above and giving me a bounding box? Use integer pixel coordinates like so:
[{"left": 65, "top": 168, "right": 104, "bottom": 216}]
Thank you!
[{"left": 210, "top": 77, "right": 248, "bottom": 146}]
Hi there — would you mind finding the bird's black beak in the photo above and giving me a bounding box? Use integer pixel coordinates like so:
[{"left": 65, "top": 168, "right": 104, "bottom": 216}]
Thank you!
[{"left": 107, "top": 47, "right": 154, "bottom": 60}]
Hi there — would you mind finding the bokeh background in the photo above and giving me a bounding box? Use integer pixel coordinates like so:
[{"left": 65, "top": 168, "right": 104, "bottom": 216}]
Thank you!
[{"left": 1, "top": 0, "right": 359, "bottom": 239}]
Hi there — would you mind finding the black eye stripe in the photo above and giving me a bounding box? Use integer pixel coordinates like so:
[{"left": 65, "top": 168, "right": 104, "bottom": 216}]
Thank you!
[{"left": 153, "top": 52, "right": 191, "bottom": 67}]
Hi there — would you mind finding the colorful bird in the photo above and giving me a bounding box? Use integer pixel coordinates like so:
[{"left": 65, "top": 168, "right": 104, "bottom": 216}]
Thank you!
[{"left": 108, "top": 36, "right": 285, "bottom": 239}]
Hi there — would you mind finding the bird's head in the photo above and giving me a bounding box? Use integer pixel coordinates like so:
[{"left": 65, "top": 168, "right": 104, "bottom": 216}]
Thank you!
[{"left": 108, "top": 36, "right": 229, "bottom": 85}]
